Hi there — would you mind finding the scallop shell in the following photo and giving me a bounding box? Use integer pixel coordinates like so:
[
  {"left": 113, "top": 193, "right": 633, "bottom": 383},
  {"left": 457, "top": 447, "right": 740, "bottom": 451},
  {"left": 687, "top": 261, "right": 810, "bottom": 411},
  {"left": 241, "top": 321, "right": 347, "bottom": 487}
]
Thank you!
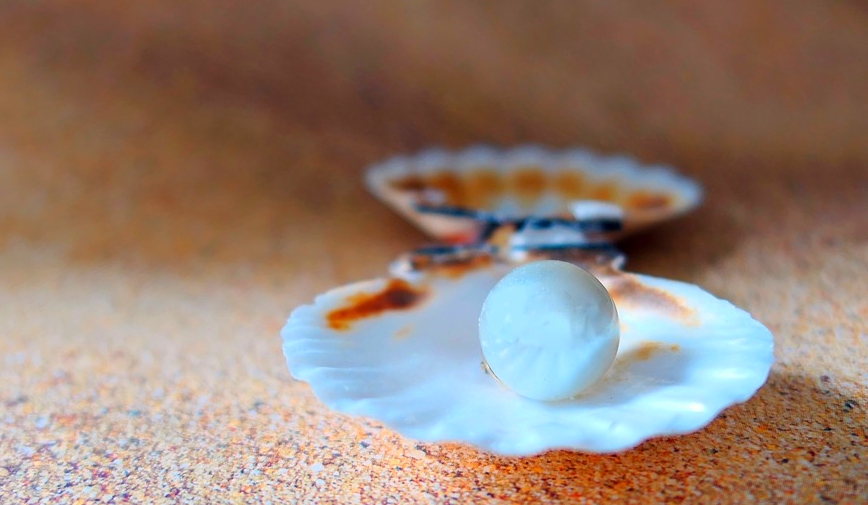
[
  {"left": 282, "top": 251, "right": 773, "bottom": 456},
  {"left": 365, "top": 145, "right": 703, "bottom": 243}
]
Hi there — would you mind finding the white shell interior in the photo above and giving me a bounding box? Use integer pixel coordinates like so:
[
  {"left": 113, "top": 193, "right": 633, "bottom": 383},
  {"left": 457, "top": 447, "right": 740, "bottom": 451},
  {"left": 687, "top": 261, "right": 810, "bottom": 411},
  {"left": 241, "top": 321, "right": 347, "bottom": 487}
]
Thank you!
[{"left": 282, "top": 263, "right": 774, "bottom": 456}]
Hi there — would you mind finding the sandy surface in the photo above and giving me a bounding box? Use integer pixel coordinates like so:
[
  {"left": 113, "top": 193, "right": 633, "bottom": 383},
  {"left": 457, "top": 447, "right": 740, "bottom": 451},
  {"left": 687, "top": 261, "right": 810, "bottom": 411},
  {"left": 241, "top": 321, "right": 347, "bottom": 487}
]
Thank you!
[{"left": 1, "top": 1, "right": 866, "bottom": 503}]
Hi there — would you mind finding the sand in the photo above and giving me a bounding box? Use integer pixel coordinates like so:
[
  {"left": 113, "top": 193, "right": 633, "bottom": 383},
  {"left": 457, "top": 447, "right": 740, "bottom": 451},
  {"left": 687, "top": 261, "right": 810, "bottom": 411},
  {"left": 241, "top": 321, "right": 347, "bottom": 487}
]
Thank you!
[{"left": 1, "top": 2, "right": 866, "bottom": 503}]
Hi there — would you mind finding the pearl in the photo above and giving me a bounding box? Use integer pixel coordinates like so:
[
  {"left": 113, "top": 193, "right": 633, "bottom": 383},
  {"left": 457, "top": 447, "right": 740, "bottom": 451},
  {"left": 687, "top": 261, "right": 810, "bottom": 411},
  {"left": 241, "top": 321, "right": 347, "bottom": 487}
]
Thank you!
[{"left": 479, "top": 260, "right": 620, "bottom": 401}]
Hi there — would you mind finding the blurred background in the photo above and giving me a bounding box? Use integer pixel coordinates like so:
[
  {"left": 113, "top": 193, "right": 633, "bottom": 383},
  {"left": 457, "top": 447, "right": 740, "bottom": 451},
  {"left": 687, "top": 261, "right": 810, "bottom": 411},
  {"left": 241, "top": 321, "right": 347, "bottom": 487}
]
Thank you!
[
  {"left": 1, "top": 1, "right": 866, "bottom": 502},
  {"left": 1, "top": 0, "right": 866, "bottom": 275}
]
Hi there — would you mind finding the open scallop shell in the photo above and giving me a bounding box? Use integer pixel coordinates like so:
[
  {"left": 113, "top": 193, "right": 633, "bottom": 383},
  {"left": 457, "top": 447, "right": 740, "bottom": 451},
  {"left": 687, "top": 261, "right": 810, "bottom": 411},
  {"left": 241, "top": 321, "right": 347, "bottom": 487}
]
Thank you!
[
  {"left": 282, "top": 251, "right": 773, "bottom": 456},
  {"left": 365, "top": 145, "right": 703, "bottom": 243}
]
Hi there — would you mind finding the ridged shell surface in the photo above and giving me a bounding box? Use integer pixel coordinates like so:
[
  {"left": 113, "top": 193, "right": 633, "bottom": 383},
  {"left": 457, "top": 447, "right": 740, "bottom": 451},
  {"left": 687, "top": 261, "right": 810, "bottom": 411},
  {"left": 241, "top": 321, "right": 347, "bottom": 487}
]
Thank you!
[{"left": 366, "top": 145, "right": 702, "bottom": 243}]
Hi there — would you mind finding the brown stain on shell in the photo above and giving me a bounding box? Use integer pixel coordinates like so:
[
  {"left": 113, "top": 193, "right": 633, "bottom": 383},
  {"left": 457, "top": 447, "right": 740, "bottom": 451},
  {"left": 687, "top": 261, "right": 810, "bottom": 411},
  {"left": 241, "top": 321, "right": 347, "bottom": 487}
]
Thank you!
[
  {"left": 607, "top": 274, "right": 698, "bottom": 323},
  {"left": 626, "top": 191, "right": 674, "bottom": 212},
  {"left": 393, "top": 324, "right": 414, "bottom": 340},
  {"left": 633, "top": 341, "right": 681, "bottom": 361},
  {"left": 463, "top": 169, "right": 502, "bottom": 209},
  {"left": 590, "top": 182, "right": 617, "bottom": 202},
  {"left": 326, "top": 279, "right": 427, "bottom": 331},
  {"left": 407, "top": 253, "right": 494, "bottom": 279},
  {"left": 427, "top": 172, "right": 463, "bottom": 205},
  {"left": 388, "top": 169, "right": 678, "bottom": 216},
  {"left": 553, "top": 171, "right": 587, "bottom": 200},
  {"left": 389, "top": 176, "right": 428, "bottom": 193},
  {"left": 510, "top": 168, "right": 548, "bottom": 205},
  {"left": 486, "top": 223, "right": 518, "bottom": 250},
  {"left": 431, "top": 254, "right": 494, "bottom": 279}
]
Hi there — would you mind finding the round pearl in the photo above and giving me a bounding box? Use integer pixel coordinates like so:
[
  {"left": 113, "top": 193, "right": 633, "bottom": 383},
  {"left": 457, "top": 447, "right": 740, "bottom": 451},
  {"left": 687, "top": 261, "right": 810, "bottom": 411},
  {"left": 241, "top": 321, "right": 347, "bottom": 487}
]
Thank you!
[{"left": 479, "top": 260, "right": 620, "bottom": 401}]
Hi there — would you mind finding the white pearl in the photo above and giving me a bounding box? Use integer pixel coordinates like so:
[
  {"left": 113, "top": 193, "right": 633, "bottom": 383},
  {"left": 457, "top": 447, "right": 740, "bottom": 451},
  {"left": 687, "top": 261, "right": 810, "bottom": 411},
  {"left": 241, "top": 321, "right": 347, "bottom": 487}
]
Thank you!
[{"left": 479, "top": 260, "right": 620, "bottom": 401}]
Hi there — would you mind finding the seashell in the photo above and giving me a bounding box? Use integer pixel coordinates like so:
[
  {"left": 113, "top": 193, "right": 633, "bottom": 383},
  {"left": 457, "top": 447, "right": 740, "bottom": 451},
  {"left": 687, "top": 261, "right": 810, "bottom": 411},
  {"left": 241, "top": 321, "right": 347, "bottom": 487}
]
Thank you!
[
  {"left": 365, "top": 145, "right": 703, "bottom": 244},
  {"left": 281, "top": 248, "right": 774, "bottom": 456}
]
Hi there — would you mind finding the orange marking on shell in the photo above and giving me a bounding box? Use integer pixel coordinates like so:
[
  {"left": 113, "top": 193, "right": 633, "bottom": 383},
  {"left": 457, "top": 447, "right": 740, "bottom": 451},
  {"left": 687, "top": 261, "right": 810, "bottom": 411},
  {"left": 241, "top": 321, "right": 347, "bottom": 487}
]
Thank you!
[
  {"left": 553, "top": 171, "right": 588, "bottom": 200},
  {"left": 633, "top": 341, "right": 682, "bottom": 361},
  {"left": 389, "top": 176, "right": 428, "bottom": 193},
  {"left": 432, "top": 254, "right": 494, "bottom": 279},
  {"left": 326, "top": 279, "right": 428, "bottom": 331},
  {"left": 393, "top": 324, "right": 414, "bottom": 340},
  {"left": 443, "top": 232, "right": 477, "bottom": 245},
  {"left": 427, "top": 172, "right": 463, "bottom": 206},
  {"left": 590, "top": 182, "right": 617, "bottom": 202},
  {"left": 510, "top": 168, "right": 548, "bottom": 205},
  {"left": 408, "top": 253, "right": 494, "bottom": 279},
  {"left": 608, "top": 275, "right": 697, "bottom": 322},
  {"left": 627, "top": 191, "right": 673, "bottom": 211},
  {"left": 462, "top": 169, "right": 502, "bottom": 209}
]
